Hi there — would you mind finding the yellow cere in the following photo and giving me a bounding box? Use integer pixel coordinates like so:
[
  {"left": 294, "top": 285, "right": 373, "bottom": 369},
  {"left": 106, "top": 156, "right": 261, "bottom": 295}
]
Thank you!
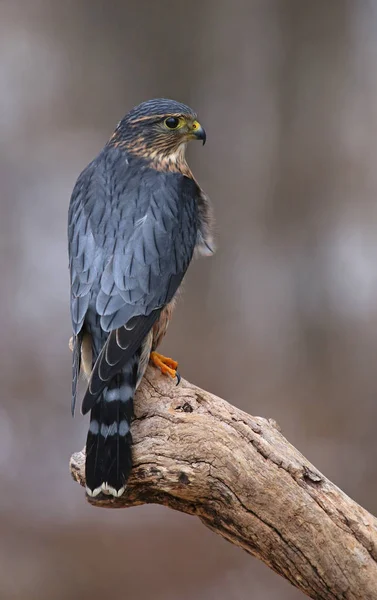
[{"left": 191, "top": 120, "right": 200, "bottom": 130}]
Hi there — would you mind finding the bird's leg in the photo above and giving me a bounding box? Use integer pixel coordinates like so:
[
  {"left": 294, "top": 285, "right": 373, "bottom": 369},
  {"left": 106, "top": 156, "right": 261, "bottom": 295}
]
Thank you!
[{"left": 150, "top": 351, "right": 180, "bottom": 384}]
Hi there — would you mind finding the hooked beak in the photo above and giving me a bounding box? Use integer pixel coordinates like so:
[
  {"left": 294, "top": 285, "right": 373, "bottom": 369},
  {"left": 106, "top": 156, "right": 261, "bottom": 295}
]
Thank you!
[{"left": 191, "top": 120, "right": 207, "bottom": 145}]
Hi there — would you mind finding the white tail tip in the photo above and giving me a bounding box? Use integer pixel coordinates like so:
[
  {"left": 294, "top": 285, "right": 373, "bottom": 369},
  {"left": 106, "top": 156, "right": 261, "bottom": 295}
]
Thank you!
[{"left": 86, "top": 483, "right": 126, "bottom": 498}]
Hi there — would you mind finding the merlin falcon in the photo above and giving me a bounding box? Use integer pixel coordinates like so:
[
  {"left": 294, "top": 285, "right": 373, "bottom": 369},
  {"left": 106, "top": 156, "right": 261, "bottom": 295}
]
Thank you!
[{"left": 68, "top": 98, "right": 214, "bottom": 497}]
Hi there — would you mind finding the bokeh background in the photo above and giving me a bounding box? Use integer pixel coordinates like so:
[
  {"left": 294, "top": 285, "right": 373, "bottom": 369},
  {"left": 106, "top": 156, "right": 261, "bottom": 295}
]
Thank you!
[{"left": 1, "top": 1, "right": 377, "bottom": 598}]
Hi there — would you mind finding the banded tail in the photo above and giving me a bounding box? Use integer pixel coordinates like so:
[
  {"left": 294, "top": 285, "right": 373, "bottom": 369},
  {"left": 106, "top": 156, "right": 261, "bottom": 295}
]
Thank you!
[{"left": 84, "top": 354, "right": 139, "bottom": 497}]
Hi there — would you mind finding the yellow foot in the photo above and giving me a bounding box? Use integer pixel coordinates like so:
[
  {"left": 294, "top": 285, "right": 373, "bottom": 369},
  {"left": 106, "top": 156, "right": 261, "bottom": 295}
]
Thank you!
[{"left": 150, "top": 351, "right": 180, "bottom": 383}]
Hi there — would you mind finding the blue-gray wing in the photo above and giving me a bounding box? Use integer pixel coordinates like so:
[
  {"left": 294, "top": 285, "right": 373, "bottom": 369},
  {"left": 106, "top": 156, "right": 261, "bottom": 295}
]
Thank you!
[{"left": 68, "top": 148, "right": 199, "bottom": 410}]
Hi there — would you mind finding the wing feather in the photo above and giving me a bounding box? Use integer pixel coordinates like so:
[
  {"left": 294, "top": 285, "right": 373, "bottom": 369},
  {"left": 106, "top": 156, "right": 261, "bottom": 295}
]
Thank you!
[{"left": 68, "top": 148, "right": 199, "bottom": 410}]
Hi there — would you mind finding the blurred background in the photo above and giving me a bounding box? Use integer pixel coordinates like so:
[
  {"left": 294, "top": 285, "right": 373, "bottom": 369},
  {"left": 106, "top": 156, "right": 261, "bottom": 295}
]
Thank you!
[{"left": 1, "top": 0, "right": 377, "bottom": 598}]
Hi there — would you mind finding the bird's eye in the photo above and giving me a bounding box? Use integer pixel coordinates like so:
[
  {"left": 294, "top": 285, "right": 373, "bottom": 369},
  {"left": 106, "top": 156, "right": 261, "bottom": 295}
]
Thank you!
[{"left": 164, "top": 117, "right": 181, "bottom": 130}]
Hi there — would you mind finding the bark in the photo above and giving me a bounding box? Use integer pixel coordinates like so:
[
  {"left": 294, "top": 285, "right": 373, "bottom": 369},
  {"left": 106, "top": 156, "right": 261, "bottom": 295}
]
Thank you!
[{"left": 70, "top": 366, "right": 377, "bottom": 599}]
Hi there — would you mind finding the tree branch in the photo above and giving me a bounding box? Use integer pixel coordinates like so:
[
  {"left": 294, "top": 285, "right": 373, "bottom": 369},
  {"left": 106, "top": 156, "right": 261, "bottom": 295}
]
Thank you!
[{"left": 70, "top": 366, "right": 377, "bottom": 599}]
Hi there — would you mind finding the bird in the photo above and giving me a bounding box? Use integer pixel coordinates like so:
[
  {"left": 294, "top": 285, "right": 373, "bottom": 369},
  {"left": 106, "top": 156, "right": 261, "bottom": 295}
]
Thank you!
[{"left": 68, "top": 98, "right": 215, "bottom": 498}]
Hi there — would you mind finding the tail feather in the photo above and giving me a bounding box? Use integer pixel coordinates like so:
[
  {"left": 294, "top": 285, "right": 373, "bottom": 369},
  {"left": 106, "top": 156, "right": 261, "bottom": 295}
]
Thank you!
[{"left": 85, "top": 353, "right": 139, "bottom": 497}]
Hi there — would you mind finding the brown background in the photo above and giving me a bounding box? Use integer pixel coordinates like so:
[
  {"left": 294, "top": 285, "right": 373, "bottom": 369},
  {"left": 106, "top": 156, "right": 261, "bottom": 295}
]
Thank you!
[{"left": 1, "top": 1, "right": 377, "bottom": 598}]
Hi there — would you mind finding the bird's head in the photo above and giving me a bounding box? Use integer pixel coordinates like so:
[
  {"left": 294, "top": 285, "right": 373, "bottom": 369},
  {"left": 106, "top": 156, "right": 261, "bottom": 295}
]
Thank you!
[{"left": 109, "top": 98, "right": 206, "bottom": 165}]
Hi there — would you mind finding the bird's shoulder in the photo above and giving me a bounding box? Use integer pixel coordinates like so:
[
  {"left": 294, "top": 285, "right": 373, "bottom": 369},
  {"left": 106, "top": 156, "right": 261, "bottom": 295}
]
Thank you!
[
  {"left": 100, "top": 144, "right": 201, "bottom": 201},
  {"left": 71, "top": 145, "right": 201, "bottom": 210}
]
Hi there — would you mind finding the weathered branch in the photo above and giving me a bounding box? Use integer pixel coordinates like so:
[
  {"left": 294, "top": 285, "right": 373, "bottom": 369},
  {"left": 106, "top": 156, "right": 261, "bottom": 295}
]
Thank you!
[{"left": 70, "top": 366, "right": 377, "bottom": 599}]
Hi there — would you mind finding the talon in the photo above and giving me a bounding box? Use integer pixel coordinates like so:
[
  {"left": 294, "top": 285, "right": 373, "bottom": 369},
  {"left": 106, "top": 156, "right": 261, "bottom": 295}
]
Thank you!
[
  {"left": 150, "top": 351, "right": 179, "bottom": 380},
  {"left": 175, "top": 370, "right": 181, "bottom": 386}
]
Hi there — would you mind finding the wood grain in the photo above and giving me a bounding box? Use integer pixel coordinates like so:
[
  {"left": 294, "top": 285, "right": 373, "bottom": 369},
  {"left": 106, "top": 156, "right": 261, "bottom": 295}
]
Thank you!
[{"left": 70, "top": 366, "right": 377, "bottom": 599}]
